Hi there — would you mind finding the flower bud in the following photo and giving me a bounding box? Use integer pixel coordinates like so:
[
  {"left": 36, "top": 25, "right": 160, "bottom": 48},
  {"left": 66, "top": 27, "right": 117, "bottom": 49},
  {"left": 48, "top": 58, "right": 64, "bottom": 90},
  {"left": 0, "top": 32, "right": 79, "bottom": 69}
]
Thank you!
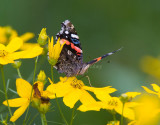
[
  {"left": 38, "top": 97, "right": 50, "bottom": 114},
  {"left": 107, "top": 121, "right": 119, "bottom": 125},
  {"left": 37, "top": 28, "right": 48, "bottom": 46},
  {"left": 37, "top": 70, "right": 46, "bottom": 84},
  {"left": 12, "top": 61, "right": 22, "bottom": 69},
  {"left": 32, "top": 97, "right": 40, "bottom": 109},
  {"left": 120, "top": 93, "right": 129, "bottom": 103}
]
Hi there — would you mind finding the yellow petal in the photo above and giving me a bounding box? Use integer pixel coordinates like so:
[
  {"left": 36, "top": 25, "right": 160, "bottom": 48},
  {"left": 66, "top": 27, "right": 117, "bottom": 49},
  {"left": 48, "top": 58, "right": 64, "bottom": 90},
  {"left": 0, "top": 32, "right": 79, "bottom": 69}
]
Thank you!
[
  {"left": 47, "top": 79, "right": 72, "bottom": 97},
  {"left": 78, "top": 101, "right": 102, "bottom": 112},
  {"left": 0, "top": 43, "right": 6, "bottom": 50},
  {"left": 20, "top": 32, "right": 34, "bottom": 43},
  {"left": 10, "top": 46, "right": 43, "bottom": 59},
  {"left": 18, "top": 46, "right": 43, "bottom": 58},
  {"left": 20, "top": 43, "right": 39, "bottom": 50},
  {"left": 84, "top": 86, "right": 116, "bottom": 102},
  {"left": 3, "top": 98, "right": 28, "bottom": 107},
  {"left": 142, "top": 86, "right": 158, "bottom": 95},
  {"left": 10, "top": 103, "right": 29, "bottom": 122},
  {"left": 16, "top": 78, "right": 32, "bottom": 98},
  {"left": 125, "top": 102, "right": 141, "bottom": 108},
  {"left": 42, "top": 90, "right": 55, "bottom": 99},
  {"left": 0, "top": 56, "right": 14, "bottom": 65},
  {"left": 6, "top": 37, "right": 23, "bottom": 53},
  {"left": 151, "top": 84, "right": 160, "bottom": 92},
  {"left": 116, "top": 106, "right": 135, "bottom": 120},
  {"left": 63, "top": 88, "right": 82, "bottom": 108},
  {"left": 80, "top": 90, "right": 97, "bottom": 105}
]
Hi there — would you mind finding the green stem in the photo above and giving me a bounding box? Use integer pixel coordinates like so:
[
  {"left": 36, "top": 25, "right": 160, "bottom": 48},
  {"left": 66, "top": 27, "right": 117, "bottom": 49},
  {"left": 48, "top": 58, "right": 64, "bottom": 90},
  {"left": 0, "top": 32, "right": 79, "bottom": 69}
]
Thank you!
[
  {"left": 121, "top": 103, "right": 125, "bottom": 125},
  {"left": 70, "top": 106, "right": 76, "bottom": 125},
  {"left": 111, "top": 110, "right": 116, "bottom": 121},
  {"left": 0, "top": 65, "right": 15, "bottom": 125},
  {"left": 17, "top": 68, "right": 22, "bottom": 78},
  {"left": 50, "top": 65, "right": 68, "bottom": 125},
  {"left": 55, "top": 97, "right": 69, "bottom": 125},
  {"left": 40, "top": 113, "right": 47, "bottom": 125},
  {"left": 23, "top": 56, "right": 39, "bottom": 125},
  {"left": 51, "top": 65, "right": 54, "bottom": 83}
]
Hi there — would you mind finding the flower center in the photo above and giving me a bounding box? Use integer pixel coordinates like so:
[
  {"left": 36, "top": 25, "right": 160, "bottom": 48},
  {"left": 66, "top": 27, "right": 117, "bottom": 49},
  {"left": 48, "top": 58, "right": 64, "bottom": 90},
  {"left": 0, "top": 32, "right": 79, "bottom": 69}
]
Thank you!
[
  {"left": 70, "top": 79, "right": 84, "bottom": 89},
  {"left": 108, "top": 98, "right": 118, "bottom": 107},
  {"left": 0, "top": 50, "right": 8, "bottom": 57}
]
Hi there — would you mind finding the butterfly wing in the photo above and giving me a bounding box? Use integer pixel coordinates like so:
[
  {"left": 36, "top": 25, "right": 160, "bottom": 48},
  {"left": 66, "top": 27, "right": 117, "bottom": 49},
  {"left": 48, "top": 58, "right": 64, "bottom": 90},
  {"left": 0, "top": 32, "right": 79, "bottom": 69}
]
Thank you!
[
  {"left": 78, "top": 48, "right": 122, "bottom": 75},
  {"left": 55, "top": 20, "right": 84, "bottom": 76}
]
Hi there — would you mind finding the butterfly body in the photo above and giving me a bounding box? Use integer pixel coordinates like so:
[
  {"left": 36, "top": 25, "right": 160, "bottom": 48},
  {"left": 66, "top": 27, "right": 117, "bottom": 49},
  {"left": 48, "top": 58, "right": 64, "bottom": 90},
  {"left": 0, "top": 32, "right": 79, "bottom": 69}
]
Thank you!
[{"left": 55, "top": 20, "right": 121, "bottom": 77}]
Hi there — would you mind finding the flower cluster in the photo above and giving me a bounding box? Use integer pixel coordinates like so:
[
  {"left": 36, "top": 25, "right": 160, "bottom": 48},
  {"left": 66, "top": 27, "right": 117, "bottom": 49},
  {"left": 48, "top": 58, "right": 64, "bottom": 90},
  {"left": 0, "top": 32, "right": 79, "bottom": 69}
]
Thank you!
[{"left": 1, "top": 27, "right": 160, "bottom": 125}]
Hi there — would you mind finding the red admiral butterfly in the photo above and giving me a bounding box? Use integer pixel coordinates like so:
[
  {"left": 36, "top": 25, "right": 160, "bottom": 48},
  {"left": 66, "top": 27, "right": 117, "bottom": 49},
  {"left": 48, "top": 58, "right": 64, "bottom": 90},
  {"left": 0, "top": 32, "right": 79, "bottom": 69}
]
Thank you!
[{"left": 55, "top": 20, "right": 121, "bottom": 77}]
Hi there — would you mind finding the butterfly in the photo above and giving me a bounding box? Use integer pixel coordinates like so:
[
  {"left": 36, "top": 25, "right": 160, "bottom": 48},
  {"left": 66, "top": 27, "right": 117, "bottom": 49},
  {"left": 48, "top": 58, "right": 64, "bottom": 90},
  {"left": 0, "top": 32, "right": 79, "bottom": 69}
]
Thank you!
[{"left": 55, "top": 20, "right": 121, "bottom": 77}]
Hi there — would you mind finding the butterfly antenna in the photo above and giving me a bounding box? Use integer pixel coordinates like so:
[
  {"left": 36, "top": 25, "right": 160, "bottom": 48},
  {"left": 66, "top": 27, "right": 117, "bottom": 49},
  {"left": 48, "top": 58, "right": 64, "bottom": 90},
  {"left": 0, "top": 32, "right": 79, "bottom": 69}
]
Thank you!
[{"left": 87, "top": 47, "right": 123, "bottom": 65}]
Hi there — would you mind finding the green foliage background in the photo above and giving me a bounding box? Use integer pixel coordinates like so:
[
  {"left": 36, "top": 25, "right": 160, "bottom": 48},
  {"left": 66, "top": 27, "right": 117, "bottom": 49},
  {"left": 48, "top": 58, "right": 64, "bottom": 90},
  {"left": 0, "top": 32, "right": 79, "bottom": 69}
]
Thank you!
[{"left": 0, "top": 0, "right": 160, "bottom": 124}]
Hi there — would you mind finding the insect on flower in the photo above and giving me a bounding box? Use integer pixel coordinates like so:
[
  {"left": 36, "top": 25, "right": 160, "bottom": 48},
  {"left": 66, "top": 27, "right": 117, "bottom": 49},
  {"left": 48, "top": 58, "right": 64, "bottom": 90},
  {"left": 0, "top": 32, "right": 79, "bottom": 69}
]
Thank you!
[{"left": 54, "top": 20, "right": 122, "bottom": 77}]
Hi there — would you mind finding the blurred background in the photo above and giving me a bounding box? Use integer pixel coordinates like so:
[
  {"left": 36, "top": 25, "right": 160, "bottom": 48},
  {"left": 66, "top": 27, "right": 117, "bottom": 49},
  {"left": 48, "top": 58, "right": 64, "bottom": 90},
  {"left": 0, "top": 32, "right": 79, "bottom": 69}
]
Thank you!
[{"left": 0, "top": 0, "right": 160, "bottom": 124}]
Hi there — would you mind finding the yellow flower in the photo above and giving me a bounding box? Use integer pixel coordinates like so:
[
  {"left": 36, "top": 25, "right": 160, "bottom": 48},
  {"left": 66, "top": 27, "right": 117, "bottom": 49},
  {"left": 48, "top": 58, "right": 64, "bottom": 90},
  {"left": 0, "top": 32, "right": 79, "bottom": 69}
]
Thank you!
[
  {"left": 48, "top": 37, "right": 65, "bottom": 66},
  {"left": 0, "top": 37, "right": 43, "bottom": 65},
  {"left": 78, "top": 92, "right": 140, "bottom": 120},
  {"left": 47, "top": 77, "right": 116, "bottom": 108},
  {"left": 3, "top": 79, "right": 51, "bottom": 122},
  {"left": 142, "top": 84, "right": 160, "bottom": 98},
  {"left": 3, "top": 78, "right": 32, "bottom": 122},
  {"left": 140, "top": 56, "right": 160, "bottom": 80},
  {"left": 101, "top": 96, "right": 136, "bottom": 120},
  {"left": 130, "top": 94, "right": 160, "bottom": 125}
]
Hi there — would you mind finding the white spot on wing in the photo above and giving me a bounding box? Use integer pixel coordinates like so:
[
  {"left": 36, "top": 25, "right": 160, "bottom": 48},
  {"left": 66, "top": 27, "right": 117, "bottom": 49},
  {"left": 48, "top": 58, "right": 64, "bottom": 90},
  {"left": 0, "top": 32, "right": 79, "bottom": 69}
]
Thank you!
[
  {"left": 67, "top": 50, "right": 72, "bottom": 55},
  {"left": 71, "top": 34, "right": 79, "bottom": 39},
  {"left": 108, "top": 52, "right": 113, "bottom": 55},
  {"left": 65, "top": 31, "right": 69, "bottom": 34}
]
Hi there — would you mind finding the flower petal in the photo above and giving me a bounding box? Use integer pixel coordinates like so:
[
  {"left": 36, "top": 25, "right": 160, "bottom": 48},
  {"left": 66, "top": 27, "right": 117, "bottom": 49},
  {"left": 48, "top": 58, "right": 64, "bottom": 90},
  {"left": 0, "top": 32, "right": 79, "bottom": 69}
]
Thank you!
[
  {"left": 116, "top": 106, "right": 135, "bottom": 120},
  {"left": 0, "top": 43, "right": 6, "bottom": 50},
  {"left": 16, "top": 78, "right": 32, "bottom": 98},
  {"left": 10, "top": 103, "right": 29, "bottom": 122},
  {"left": 63, "top": 88, "right": 82, "bottom": 108},
  {"left": 142, "top": 86, "right": 158, "bottom": 95},
  {"left": 6, "top": 37, "right": 23, "bottom": 52},
  {"left": 47, "top": 78, "right": 73, "bottom": 97},
  {"left": 80, "top": 90, "right": 97, "bottom": 105},
  {"left": 20, "top": 43, "right": 39, "bottom": 50},
  {"left": 3, "top": 98, "right": 28, "bottom": 107},
  {"left": 151, "top": 84, "right": 160, "bottom": 92},
  {"left": 0, "top": 56, "right": 14, "bottom": 65},
  {"left": 78, "top": 102, "right": 101, "bottom": 112},
  {"left": 20, "top": 32, "right": 34, "bottom": 43},
  {"left": 84, "top": 86, "right": 116, "bottom": 102},
  {"left": 16, "top": 46, "right": 43, "bottom": 59}
]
